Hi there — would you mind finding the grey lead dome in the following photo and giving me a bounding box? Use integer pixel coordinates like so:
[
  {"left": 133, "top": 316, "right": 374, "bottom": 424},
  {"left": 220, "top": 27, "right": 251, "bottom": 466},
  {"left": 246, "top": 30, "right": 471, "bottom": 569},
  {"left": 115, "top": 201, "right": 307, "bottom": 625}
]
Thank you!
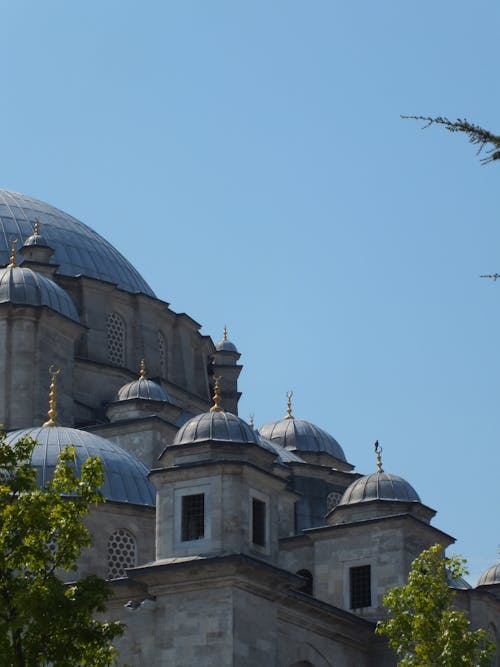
[
  {"left": 477, "top": 563, "right": 500, "bottom": 587},
  {"left": 23, "top": 228, "right": 50, "bottom": 248},
  {"left": 0, "top": 189, "right": 155, "bottom": 297},
  {"left": 116, "top": 377, "right": 171, "bottom": 402},
  {"left": 173, "top": 410, "right": 305, "bottom": 465},
  {"left": 215, "top": 338, "right": 238, "bottom": 353},
  {"left": 5, "top": 426, "right": 155, "bottom": 506},
  {"left": 258, "top": 418, "right": 347, "bottom": 462},
  {"left": 0, "top": 266, "right": 79, "bottom": 322},
  {"left": 339, "top": 471, "right": 421, "bottom": 505},
  {"left": 174, "top": 411, "right": 259, "bottom": 445}
]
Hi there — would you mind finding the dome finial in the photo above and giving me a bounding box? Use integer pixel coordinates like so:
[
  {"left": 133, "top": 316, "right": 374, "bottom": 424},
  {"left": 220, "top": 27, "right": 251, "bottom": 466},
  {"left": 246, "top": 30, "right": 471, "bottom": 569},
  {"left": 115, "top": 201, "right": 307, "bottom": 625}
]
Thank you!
[
  {"left": 7, "top": 238, "right": 18, "bottom": 268},
  {"left": 249, "top": 413, "right": 255, "bottom": 429},
  {"left": 139, "top": 358, "right": 147, "bottom": 379},
  {"left": 43, "top": 365, "right": 61, "bottom": 427},
  {"left": 374, "top": 440, "right": 384, "bottom": 473},
  {"left": 210, "top": 376, "right": 223, "bottom": 412},
  {"left": 223, "top": 325, "right": 228, "bottom": 341},
  {"left": 284, "top": 390, "right": 294, "bottom": 420},
  {"left": 34, "top": 218, "right": 40, "bottom": 235}
]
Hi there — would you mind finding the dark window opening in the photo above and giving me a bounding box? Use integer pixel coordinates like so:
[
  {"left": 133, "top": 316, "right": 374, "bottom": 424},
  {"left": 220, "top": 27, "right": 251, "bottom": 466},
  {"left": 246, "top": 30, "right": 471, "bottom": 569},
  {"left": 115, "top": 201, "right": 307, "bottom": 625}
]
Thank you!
[
  {"left": 181, "top": 493, "right": 205, "bottom": 541},
  {"left": 296, "top": 569, "right": 313, "bottom": 595},
  {"left": 252, "top": 498, "right": 266, "bottom": 547},
  {"left": 350, "top": 565, "right": 371, "bottom": 609}
]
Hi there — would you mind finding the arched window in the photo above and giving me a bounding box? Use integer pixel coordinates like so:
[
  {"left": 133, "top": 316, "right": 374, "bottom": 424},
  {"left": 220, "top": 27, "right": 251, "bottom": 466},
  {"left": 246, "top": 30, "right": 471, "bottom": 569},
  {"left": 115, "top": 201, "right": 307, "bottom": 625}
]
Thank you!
[
  {"left": 107, "top": 312, "right": 125, "bottom": 366},
  {"left": 107, "top": 528, "right": 137, "bottom": 579},
  {"left": 296, "top": 569, "right": 314, "bottom": 595},
  {"left": 158, "top": 331, "right": 167, "bottom": 378}
]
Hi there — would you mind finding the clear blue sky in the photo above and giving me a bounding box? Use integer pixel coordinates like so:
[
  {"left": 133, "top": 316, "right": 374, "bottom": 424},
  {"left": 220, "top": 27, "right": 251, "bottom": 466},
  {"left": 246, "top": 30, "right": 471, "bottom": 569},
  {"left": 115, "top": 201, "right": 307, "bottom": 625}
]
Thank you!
[{"left": 1, "top": 0, "right": 499, "bottom": 582}]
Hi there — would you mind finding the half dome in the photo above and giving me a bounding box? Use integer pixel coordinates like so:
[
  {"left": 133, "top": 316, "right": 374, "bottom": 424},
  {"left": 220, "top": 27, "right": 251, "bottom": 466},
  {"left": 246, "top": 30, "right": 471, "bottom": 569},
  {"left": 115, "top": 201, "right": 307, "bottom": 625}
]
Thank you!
[
  {"left": 5, "top": 426, "right": 155, "bottom": 506},
  {"left": 339, "top": 471, "right": 421, "bottom": 505},
  {"left": 0, "top": 266, "right": 79, "bottom": 322},
  {"left": 258, "top": 418, "right": 347, "bottom": 462},
  {"left": 0, "top": 190, "right": 155, "bottom": 297}
]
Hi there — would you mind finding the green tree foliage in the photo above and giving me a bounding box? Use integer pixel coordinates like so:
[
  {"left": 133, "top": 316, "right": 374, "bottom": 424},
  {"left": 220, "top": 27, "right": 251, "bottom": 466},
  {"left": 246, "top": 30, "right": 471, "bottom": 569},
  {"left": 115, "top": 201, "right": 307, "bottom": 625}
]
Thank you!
[
  {"left": 376, "top": 544, "right": 495, "bottom": 666},
  {"left": 403, "top": 115, "right": 500, "bottom": 164},
  {"left": 0, "top": 431, "right": 124, "bottom": 667}
]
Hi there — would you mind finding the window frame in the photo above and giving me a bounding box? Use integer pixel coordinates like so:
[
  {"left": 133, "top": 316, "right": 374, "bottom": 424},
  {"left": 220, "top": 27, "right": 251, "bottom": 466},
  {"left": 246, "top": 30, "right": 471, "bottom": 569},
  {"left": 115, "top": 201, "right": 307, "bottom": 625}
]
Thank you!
[
  {"left": 349, "top": 563, "right": 372, "bottom": 609},
  {"left": 249, "top": 489, "right": 270, "bottom": 553},
  {"left": 181, "top": 493, "right": 205, "bottom": 542},
  {"left": 174, "top": 484, "right": 211, "bottom": 548}
]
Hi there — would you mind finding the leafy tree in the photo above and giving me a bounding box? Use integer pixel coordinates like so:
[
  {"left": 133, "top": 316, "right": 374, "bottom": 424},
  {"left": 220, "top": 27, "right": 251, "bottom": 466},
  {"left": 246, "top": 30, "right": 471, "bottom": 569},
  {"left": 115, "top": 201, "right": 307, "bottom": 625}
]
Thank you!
[
  {"left": 0, "top": 431, "right": 124, "bottom": 667},
  {"left": 376, "top": 544, "right": 495, "bottom": 666},
  {"left": 403, "top": 115, "right": 500, "bottom": 164}
]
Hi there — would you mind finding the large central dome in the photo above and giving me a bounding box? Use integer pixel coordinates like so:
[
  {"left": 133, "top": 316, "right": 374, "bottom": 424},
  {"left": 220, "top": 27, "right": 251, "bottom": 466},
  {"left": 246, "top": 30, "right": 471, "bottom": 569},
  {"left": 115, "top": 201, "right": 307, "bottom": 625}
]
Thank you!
[{"left": 0, "top": 190, "right": 155, "bottom": 297}]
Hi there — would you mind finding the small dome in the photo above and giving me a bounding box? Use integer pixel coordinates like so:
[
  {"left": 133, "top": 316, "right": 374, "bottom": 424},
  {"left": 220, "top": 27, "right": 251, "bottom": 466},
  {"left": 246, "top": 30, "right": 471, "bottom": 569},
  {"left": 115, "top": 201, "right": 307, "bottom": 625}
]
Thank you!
[
  {"left": 339, "top": 471, "right": 421, "bottom": 505},
  {"left": 24, "top": 233, "right": 49, "bottom": 247},
  {"left": 23, "top": 223, "right": 51, "bottom": 248},
  {"left": 477, "top": 563, "right": 500, "bottom": 587},
  {"left": 5, "top": 426, "right": 155, "bottom": 506},
  {"left": 258, "top": 418, "right": 347, "bottom": 462},
  {"left": 0, "top": 266, "right": 79, "bottom": 322},
  {"left": 216, "top": 339, "right": 238, "bottom": 352},
  {"left": 174, "top": 410, "right": 258, "bottom": 445},
  {"left": 215, "top": 326, "right": 238, "bottom": 353},
  {"left": 173, "top": 409, "right": 301, "bottom": 465},
  {"left": 116, "top": 377, "right": 171, "bottom": 402}
]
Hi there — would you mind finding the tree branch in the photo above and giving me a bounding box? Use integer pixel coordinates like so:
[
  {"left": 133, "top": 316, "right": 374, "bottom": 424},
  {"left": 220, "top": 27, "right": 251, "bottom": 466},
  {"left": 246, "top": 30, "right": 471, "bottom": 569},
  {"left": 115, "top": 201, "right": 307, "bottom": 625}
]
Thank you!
[{"left": 402, "top": 115, "right": 500, "bottom": 164}]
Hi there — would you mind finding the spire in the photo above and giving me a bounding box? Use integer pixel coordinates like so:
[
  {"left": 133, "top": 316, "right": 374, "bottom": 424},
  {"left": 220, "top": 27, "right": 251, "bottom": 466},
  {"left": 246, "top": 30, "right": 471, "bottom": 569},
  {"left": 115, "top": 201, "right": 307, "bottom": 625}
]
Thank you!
[
  {"left": 249, "top": 413, "right": 255, "bottom": 429},
  {"left": 210, "top": 376, "right": 223, "bottom": 412},
  {"left": 284, "top": 390, "right": 294, "bottom": 420},
  {"left": 7, "top": 238, "right": 18, "bottom": 268},
  {"left": 223, "top": 325, "right": 228, "bottom": 342},
  {"left": 43, "top": 365, "right": 61, "bottom": 427},
  {"left": 374, "top": 440, "right": 384, "bottom": 473},
  {"left": 139, "top": 358, "right": 147, "bottom": 379}
]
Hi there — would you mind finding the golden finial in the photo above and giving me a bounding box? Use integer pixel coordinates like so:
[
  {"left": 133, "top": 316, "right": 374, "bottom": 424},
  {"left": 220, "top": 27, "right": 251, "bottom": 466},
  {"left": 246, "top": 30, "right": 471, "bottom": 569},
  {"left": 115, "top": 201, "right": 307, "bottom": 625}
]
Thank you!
[
  {"left": 223, "top": 325, "right": 228, "bottom": 342},
  {"left": 7, "top": 238, "right": 18, "bottom": 268},
  {"left": 210, "top": 376, "right": 223, "bottom": 412},
  {"left": 139, "top": 359, "right": 147, "bottom": 379},
  {"left": 284, "top": 390, "right": 294, "bottom": 420},
  {"left": 374, "top": 440, "right": 384, "bottom": 473},
  {"left": 34, "top": 218, "right": 40, "bottom": 235},
  {"left": 249, "top": 413, "right": 255, "bottom": 429},
  {"left": 43, "top": 365, "right": 61, "bottom": 427}
]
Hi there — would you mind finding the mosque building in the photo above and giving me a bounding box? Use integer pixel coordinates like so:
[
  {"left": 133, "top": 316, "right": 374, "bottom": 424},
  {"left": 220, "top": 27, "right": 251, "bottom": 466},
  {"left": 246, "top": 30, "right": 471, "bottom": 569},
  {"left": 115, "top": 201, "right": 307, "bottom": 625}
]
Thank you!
[{"left": 0, "top": 188, "right": 498, "bottom": 666}]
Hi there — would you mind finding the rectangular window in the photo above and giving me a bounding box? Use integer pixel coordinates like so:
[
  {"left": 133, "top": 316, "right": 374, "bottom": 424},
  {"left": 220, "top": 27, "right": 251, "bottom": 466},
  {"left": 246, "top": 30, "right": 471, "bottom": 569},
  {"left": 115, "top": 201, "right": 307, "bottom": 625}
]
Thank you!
[
  {"left": 181, "top": 493, "right": 205, "bottom": 541},
  {"left": 252, "top": 498, "right": 266, "bottom": 547},
  {"left": 350, "top": 565, "right": 371, "bottom": 609}
]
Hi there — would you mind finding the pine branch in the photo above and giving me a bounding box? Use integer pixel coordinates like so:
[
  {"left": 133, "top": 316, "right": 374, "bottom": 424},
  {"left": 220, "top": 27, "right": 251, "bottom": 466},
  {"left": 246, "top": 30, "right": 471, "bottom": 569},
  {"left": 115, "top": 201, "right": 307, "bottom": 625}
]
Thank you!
[{"left": 402, "top": 115, "right": 500, "bottom": 164}]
